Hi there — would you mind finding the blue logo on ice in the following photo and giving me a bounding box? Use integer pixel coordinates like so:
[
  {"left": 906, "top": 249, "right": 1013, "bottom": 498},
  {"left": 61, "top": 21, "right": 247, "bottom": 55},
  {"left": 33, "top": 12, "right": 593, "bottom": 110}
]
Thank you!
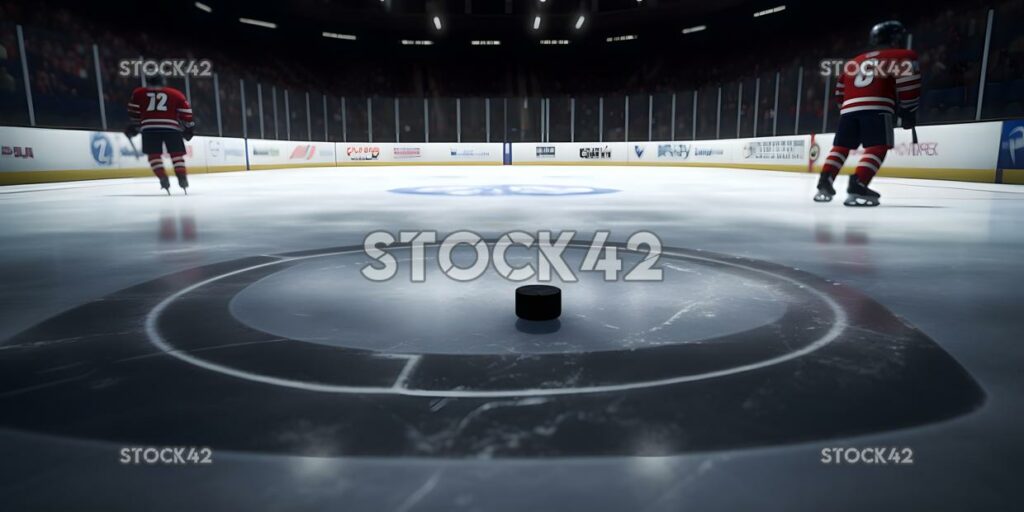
[
  {"left": 90, "top": 132, "right": 114, "bottom": 166},
  {"left": 389, "top": 184, "right": 620, "bottom": 196}
]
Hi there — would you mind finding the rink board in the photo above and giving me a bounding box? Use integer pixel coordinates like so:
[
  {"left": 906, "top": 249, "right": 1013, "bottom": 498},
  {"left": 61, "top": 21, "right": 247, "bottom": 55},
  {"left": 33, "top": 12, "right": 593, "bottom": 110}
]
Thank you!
[
  {"left": 0, "top": 127, "right": 247, "bottom": 184},
  {"left": 513, "top": 123, "right": 1004, "bottom": 183},
  {"left": 0, "top": 122, "right": 1014, "bottom": 185}
]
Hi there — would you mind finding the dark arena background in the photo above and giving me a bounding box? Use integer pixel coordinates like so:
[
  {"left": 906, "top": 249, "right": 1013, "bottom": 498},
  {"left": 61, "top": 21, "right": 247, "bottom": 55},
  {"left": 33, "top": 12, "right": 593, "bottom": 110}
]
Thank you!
[{"left": 0, "top": 0, "right": 1022, "bottom": 510}]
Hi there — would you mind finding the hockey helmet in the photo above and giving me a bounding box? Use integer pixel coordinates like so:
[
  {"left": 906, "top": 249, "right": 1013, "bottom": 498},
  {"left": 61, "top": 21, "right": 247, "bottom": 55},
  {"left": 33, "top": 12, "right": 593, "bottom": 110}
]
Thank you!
[
  {"left": 145, "top": 72, "right": 167, "bottom": 87},
  {"left": 869, "top": 20, "right": 907, "bottom": 48}
]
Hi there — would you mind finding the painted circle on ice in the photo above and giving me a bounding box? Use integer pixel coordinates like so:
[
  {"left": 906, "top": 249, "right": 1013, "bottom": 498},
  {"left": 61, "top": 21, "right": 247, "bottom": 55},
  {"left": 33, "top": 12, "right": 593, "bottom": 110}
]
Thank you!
[
  {"left": 0, "top": 241, "right": 984, "bottom": 457},
  {"left": 146, "top": 243, "right": 844, "bottom": 398}
]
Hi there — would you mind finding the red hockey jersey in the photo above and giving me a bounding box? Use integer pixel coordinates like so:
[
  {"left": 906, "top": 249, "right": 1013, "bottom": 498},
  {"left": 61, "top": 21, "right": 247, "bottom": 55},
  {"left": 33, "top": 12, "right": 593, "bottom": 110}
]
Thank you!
[
  {"left": 834, "top": 48, "right": 920, "bottom": 115},
  {"left": 127, "top": 86, "right": 195, "bottom": 132}
]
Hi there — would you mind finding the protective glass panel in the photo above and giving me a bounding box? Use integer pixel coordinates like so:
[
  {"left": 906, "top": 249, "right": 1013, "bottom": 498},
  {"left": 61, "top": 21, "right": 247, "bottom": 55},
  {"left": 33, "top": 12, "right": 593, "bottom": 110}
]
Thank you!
[
  {"left": 24, "top": 26, "right": 101, "bottom": 129},
  {"left": 602, "top": 94, "right": 625, "bottom": 142}
]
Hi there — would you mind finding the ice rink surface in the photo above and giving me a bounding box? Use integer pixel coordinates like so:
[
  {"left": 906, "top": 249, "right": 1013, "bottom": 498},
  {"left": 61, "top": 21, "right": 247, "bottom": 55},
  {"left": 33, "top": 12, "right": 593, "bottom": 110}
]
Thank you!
[{"left": 0, "top": 165, "right": 1022, "bottom": 511}]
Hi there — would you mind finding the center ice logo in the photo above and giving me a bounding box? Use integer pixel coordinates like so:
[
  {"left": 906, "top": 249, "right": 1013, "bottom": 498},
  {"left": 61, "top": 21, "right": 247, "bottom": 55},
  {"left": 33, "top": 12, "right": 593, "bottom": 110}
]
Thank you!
[{"left": 90, "top": 133, "right": 114, "bottom": 166}]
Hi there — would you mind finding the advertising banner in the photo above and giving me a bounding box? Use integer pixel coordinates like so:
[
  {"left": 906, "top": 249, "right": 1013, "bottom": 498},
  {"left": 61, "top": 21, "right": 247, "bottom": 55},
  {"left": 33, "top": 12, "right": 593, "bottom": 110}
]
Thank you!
[
  {"left": 628, "top": 140, "right": 737, "bottom": 165},
  {"left": 335, "top": 143, "right": 503, "bottom": 164},
  {"left": 997, "top": 119, "right": 1024, "bottom": 184},
  {"left": 247, "top": 139, "right": 337, "bottom": 169},
  {"left": 511, "top": 142, "right": 629, "bottom": 164}
]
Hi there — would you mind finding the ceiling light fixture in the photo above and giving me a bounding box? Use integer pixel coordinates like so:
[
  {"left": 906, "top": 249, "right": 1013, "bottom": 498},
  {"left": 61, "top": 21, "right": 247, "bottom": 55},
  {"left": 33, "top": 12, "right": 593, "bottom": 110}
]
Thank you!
[{"left": 239, "top": 18, "right": 277, "bottom": 29}]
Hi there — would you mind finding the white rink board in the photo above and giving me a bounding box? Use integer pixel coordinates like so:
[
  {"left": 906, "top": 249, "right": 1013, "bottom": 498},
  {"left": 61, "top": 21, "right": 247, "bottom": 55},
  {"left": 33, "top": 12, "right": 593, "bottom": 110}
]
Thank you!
[
  {"left": 198, "top": 136, "right": 247, "bottom": 171},
  {"left": 811, "top": 121, "right": 1002, "bottom": 170},
  {"left": 0, "top": 126, "right": 141, "bottom": 172},
  {"left": 0, "top": 126, "right": 245, "bottom": 176},
  {"left": 0, "top": 122, "right": 1006, "bottom": 184}
]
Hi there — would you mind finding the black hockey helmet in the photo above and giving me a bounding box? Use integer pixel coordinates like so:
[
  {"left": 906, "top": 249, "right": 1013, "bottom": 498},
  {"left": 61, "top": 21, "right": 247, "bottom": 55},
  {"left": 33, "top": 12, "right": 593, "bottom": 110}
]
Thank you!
[
  {"left": 869, "top": 20, "right": 907, "bottom": 48},
  {"left": 145, "top": 71, "right": 167, "bottom": 87}
]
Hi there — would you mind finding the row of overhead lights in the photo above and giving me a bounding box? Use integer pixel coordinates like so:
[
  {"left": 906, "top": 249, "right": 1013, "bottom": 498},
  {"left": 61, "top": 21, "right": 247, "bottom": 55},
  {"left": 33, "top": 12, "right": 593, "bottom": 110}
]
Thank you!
[{"left": 196, "top": 2, "right": 786, "bottom": 41}]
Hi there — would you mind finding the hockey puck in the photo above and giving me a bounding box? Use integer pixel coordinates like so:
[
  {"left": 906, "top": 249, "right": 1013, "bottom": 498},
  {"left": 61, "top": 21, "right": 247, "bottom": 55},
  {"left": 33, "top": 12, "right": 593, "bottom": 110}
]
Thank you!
[{"left": 515, "top": 285, "right": 561, "bottom": 321}]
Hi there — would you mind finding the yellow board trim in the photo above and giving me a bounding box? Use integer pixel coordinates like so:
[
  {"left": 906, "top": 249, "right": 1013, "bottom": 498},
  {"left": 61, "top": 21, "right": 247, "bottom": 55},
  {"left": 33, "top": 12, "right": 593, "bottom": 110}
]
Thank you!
[
  {"left": 0, "top": 162, "right": 503, "bottom": 185},
  {"left": 513, "top": 161, "right": 641, "bottom": 166},
  {"left": 0, "top": 168, "right": 154, "bottom": 185},
  {"left": 248, "top": 162, "right": 340, "bottom": 170},
  {"left": 0, "top": 165, "right": 247, "bottom": 185},
  {"left": 1002, "top": 169, "right": 1024, "bottom": 185},
  {"left": 0, "top": 161, "right": 1004, "bottom": 186},
  {"left": 609, "top": 162, "right": 808, "bottom": 171},
  {"left": 808, "top": 164, "right": 996, "bottom": 183},
  {"left": 248, "top": 161, "right": 501, "bottom": 170},
  {"left": 207, "top": 165, "right": 248, "bottom": 173},
  {"left": 334, "top": 161, "right": 502, "bottom": 167},
  {"left": 513, "top": 161, "right": 998, "bottom": 183}
]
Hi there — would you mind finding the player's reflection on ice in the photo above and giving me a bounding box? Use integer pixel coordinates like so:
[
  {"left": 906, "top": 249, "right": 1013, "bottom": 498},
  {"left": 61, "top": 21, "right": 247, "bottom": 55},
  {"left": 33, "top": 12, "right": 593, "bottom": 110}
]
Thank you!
[
  {"left": 815, "top": 223, "right": 874, "bottom": 274},
  {"left": 158, "top": 208, "right": 197, "bottom": 242}
]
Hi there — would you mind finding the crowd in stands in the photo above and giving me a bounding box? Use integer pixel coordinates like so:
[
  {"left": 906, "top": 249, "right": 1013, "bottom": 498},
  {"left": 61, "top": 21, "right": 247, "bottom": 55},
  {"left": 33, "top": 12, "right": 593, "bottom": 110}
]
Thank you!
[{"left": 1, "top": 0, "right": 1021, "bottom": 139}]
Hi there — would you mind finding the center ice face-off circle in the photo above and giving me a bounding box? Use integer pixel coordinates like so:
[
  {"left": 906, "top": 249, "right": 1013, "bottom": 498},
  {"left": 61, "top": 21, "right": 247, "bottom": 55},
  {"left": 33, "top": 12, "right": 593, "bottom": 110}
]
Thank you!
[{"left": 0, "top": 241, "right": 984, "bottom": 457}]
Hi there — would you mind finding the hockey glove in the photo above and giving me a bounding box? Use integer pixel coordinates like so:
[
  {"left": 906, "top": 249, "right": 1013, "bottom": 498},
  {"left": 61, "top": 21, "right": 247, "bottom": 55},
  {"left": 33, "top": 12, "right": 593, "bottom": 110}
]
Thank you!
[
  {"left": 124, "top": 124, "right": 139, "bottom": 139},
  {"left": 183, "top": 126, "right": 195, "bottom": 141}
]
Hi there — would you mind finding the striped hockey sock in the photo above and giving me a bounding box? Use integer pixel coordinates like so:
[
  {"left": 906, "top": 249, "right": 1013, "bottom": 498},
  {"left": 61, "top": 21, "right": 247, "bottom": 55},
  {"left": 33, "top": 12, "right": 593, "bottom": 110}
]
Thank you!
[
  {"left": 855, "top": 145, "right": 888, "bottom": 185},
  {"left": 147, "top": 153, "right": 167, "bottom": 179},
  {"left": 170, "top": 152, "right": 187, "bottom": 178},
  {"left": 822, "top": 147, "right": 850, "bottom": 180}
]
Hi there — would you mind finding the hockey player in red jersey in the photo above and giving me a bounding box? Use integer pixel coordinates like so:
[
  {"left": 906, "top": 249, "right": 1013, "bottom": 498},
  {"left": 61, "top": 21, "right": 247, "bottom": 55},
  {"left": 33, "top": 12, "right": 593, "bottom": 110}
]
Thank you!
[
  {"left": 125, "top": 73, "right": 196, "bottom": 194},
  {"left": 814, "top": 21, "right": 920, "bottom": 206}
]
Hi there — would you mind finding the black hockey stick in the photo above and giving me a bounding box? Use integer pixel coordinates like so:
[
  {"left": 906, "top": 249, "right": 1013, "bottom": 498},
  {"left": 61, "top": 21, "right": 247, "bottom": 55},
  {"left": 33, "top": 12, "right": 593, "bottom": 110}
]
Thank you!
[
  {"left": 912, "top": 127, "right": 918, "bottom": 145},
  {"left": 124, "top": 133, "right": 141, "bottom": 159}
]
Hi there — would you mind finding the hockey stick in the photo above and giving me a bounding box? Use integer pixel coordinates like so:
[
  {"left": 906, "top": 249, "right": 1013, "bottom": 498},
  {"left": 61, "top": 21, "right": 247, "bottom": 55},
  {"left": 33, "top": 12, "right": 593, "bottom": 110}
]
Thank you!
[
  {"left": 124, "top": 133, "right": 141, "bottom": 159},
  {"left": 911, "top": 127, "right": 918, "bottom": 145}
]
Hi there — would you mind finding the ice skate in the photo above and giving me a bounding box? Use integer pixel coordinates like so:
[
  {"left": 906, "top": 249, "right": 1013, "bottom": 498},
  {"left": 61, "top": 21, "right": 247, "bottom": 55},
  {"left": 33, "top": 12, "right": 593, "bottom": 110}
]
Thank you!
[
  {"left": 814, "top": 173, "right": 836, "bottom": 202},
  {"left": 844, "top": 176, "right": 880, "bottom": 207}
]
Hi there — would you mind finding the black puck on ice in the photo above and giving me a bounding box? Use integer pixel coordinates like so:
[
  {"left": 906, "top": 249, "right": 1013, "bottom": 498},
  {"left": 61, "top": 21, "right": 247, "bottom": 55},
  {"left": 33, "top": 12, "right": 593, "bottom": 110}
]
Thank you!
[{"left": 515, "top": 285, "right": 561, "bottom": 321}]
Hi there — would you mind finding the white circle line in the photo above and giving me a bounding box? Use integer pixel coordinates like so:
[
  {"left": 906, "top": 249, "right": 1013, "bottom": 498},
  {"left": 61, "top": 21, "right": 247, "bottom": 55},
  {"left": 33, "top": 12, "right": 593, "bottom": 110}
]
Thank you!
[{"left": 144, "top": 246, "right": 848, "bottom": 398}]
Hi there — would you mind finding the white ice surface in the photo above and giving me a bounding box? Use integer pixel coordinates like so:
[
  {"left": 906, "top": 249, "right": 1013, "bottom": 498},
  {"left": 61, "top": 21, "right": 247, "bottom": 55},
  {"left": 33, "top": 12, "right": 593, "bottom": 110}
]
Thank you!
[{"left": 0, "top": 166, "right": 1021, "bottom": 511}]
